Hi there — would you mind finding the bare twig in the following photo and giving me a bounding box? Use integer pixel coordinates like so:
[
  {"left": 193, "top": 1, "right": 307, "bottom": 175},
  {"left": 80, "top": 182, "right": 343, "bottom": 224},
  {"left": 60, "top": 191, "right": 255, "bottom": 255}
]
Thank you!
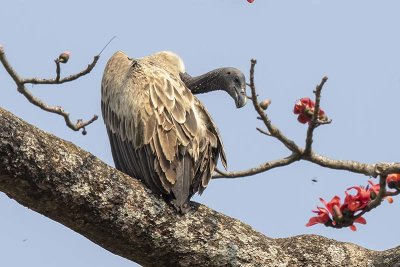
[
  {"left": 350, "top": 175, "right": 389, "bottom": 222},
  {"left": 214, "top": 59, "right": 400, "bottom": 181},
  {"left": 366, "top": 175, "right": 387, "bottom": 210},
  {"left": 213, "top": 59, "right": 303, "bottom": 179},
  {"left": 55, "top": 58, "right": 61, "bottom": 82},
  {"left": 248, "top": 59, "right": 302, "bottom": 153},
  {"left": 307, "top": 153, "right": 400, "bottom": 177},
  {"left": 213, "top": 153, "right": 301, "bottom": 179},
  {"left": 256, "top": 127, "right": 271, "bottom": 136},
  {"left": 303, "top": 76, "right": 328, "bottom": 156},
  {"left": 0, "top": 46, "right": 23, "bottom": 84},
  {"left": 385, "top": 190, "right": 400, "bottom": 197},
  {"left": 0, "top": 45, "right": 99, "bottom": 133},
  {"left": 23, "top": 55, "right": 99, "bottom": 85}
]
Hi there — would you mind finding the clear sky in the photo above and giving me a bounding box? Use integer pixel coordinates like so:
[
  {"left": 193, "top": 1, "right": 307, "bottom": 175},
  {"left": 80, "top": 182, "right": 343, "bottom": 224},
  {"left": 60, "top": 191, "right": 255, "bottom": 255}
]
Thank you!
[{"left": 1, "top": 1, "right": 400, "bottom": 266}]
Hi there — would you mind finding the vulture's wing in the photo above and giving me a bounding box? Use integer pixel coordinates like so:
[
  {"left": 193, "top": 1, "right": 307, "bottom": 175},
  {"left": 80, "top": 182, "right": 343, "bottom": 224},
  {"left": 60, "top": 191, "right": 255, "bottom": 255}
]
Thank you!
[{"left": 101, "top": 51, "right": 226, "bottom": 211}]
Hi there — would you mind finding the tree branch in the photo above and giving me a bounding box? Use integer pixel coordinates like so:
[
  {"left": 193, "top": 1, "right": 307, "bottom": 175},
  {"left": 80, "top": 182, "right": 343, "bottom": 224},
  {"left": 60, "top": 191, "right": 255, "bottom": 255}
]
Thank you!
[
  {"left": 213, "top": 153, "right": 300, "bottom": 179},
  {"left": 0, "top": 45, "right": 98, "bottom": 133},
  {"left": 303, "top": 76, "right": 329, "bottom": 156},
  {"left": 214, "top": 59, "right": 400, "bottom": 180},
  {"left": 248, "top": 59, "right": 302, "bottom": 154},
  {"left": 23, "top": 55, "right": 99, "bottom": 85},
  {"left": 0, "top": 107, "right": 399, "bottom": 266}
]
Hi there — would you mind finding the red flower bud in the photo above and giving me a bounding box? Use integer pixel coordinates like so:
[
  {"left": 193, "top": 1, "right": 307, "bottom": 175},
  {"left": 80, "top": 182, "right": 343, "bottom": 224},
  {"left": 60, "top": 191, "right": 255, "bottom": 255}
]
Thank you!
[
  {"left": 58, "top": 51, "right": 71, "bottom": 63},
  {"left": 386, "top": 173, "right": 400, "bottom": 189},
  {"left": 259, "top": 99, "right": 271, "bottom": 110},
  {"left": 247, "top": 0, "right": 254, "bottom": 3}
]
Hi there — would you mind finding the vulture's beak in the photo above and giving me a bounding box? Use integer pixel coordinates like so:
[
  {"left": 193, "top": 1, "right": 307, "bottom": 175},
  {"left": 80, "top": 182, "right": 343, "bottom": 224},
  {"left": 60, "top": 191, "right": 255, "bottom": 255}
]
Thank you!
[{"left": 235, "top": 89, "right": 247, "bottom": 108}]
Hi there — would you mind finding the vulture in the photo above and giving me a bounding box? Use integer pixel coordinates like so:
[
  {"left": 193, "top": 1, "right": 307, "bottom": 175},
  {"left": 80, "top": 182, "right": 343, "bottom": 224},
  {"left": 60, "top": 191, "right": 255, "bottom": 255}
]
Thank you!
[{"left": 101, "top": 51, "right": 247, "bottom": 212}]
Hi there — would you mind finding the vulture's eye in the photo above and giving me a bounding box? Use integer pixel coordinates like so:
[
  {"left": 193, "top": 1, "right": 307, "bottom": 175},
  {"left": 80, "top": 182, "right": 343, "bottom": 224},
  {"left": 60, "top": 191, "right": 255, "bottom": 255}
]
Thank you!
[{"left": 234, "top": 76, "right": 240, "bottom": 83}]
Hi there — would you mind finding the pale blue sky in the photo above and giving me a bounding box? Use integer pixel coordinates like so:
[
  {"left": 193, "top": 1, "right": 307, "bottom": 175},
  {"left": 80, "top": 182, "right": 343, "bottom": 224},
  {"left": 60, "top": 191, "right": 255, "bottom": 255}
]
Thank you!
[{"left": 1, "top": 1, "right": 400, "bottom": 266}]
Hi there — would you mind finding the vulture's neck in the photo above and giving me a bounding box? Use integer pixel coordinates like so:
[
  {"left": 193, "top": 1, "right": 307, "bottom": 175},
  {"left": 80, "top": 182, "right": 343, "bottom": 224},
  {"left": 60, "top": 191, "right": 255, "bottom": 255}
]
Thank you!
[{"left": 181, "top": 69, "right": 224, "bottom": 95}]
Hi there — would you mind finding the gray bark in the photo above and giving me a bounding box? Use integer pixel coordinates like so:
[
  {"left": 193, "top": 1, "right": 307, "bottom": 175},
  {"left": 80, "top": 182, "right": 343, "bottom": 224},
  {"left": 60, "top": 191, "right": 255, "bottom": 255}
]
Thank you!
[{"left": 0, "top": 107, "right": 398, "bottom": 267}]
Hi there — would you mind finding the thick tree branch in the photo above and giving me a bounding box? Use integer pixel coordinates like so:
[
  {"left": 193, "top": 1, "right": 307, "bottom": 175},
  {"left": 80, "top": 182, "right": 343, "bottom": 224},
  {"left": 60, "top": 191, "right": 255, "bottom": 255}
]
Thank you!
[{"left": 0, "top": 107, "right": 400, "bottom": 266}]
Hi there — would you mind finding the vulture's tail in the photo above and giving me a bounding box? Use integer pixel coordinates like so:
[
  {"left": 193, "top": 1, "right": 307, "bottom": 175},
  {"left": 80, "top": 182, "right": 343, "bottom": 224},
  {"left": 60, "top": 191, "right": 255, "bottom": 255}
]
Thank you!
[{"left": 171, "top": 153, "right": 193, "bottom": 213}]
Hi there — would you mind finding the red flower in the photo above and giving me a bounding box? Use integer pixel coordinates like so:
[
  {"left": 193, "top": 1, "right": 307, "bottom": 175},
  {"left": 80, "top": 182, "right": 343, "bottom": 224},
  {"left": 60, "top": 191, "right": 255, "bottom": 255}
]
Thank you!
[
  {"left": 349, "top": 217, "right": 367, "bottom": 231},
  {"left": 293, "top": 97, "right": 326, "bottom": 124},
  {"left": 247, "top": 0, "right": 254, "bottom": 3},
  {"left": 307, "top": 194, "right": 368, "bottom": 231},
  {"left": 367, "top": 180, "right": 380, "bottom": 196},
  {"left": 320, "top": 196, "right": 341, "bottom": 217},
  {"left": 306, "top": 207, "right": 330, "bottom": 227},
  {"left": 344, "top": 186, "right": 371, "bottom": 212},
  {"left": 306, "top": 196, "right": 342, "bottom": 227}
]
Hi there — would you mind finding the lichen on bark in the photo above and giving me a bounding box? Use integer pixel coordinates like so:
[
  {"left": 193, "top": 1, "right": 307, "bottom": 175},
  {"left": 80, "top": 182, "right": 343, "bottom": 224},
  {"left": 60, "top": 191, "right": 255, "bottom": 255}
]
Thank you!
[{"left": 0, "top": 107, "right": 399, "bottom": 267}]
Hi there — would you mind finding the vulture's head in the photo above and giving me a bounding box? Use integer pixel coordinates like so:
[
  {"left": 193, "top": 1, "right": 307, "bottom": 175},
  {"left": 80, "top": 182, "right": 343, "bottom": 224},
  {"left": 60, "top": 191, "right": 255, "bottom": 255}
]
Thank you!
[
  {"left": 215, "top": 67, "right": 247, "bottom": 108},
  {"left": 181, "top": 67, "right": 248, "bottom": 109}
]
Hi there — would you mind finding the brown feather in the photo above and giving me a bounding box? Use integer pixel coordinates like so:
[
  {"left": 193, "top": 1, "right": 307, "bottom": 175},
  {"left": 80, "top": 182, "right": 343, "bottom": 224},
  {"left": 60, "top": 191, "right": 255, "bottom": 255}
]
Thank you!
[
  {"left": 184, "top": 109, "right": 198, "bottom": 136},
  {"left": 206, "top": 129, "right": 218, "bottom": 147},
  {"left": 164, "top": 79, "right": 175, "bottom": 100},
  {"left": 144, "top": 101, "right": 154, "bottom": 116},
  {"left": 162, "top": 115, "right": 174, "bottom": 131},
  {"left": 154, "top": 131, "right": 176, "bottom": 184},
  {"left": 173, "top": 119, "right": 190, "bottom": 146},
  {"left": 143, "top": 115, "right": 156, "bottom": 144},
  {"left": 171, "top": 99, "right": 186, "bottom": 124},
  {"left": 157, "top": 126, "right": 177, "bottom": 162},
  {"left": 149, "top": 84, "right": 161, "bottom": 109},
  {"left": 155, "top": 81, "right": 175, "bottom": 109}
]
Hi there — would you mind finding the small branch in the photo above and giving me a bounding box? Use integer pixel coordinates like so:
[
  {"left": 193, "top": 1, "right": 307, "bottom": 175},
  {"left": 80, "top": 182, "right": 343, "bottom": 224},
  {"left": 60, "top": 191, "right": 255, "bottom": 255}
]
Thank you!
[
  {"left": 385, "top": 190, "right": 400, "bottom": 197},
  {"left": 215, "top": 59, "right": 400, "bottom": 182},
  {"left": 248, "top": 59, "right": 302, "bottom": 154},
  {"left": 307, "top": 152, "right": 400, "bottom": 177},
  {"left": 213, "top": 153, "right": 301, "bottom": 179},
  {"left": 55, "top": 58, "right": 61, "bottom": 82},
  {"left": 256, "top": 127, "right": 271, "bottom": 136},
  {"left": 23, "top": 36, "right": 114, "bottom": 85},
  {"left": 352, "top": 175, "right": 389, "bottom": 221},
  {"left": 0, "top": 46, "right": 23, "bottom": 85},
  {"left": 366, "top": 175, "right": 387, "bottom": 210},
  {"left": 0, "top": 45, "right": 99, "bottom": 133},
  {"left": 303, "top": 76, "right": 328, "bottom": 156},
  {"left": 18, "top": 85, "right": 98, "bottom": 132},
  {"left": 23, "top": 55, "right": 99, "bottom": 85}
]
